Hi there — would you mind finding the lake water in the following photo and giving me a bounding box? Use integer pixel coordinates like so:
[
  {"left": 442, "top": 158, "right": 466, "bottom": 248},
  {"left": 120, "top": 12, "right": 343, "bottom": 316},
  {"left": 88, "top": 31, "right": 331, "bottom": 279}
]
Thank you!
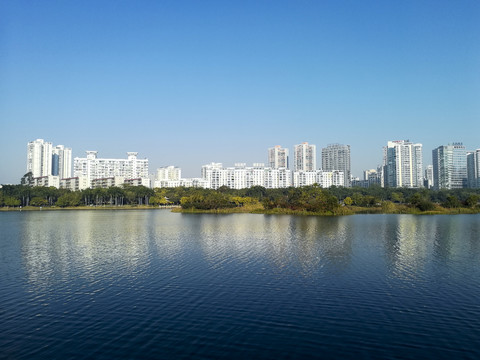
[{"left": 1, "top": 210, "right": 480, "bottom": 359}]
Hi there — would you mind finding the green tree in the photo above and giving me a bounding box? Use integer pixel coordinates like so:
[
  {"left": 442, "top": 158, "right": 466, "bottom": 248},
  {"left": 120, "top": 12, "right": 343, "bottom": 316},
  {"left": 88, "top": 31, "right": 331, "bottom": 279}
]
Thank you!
[
  {"left": 408, "top": 193, "right": 435, "bottom": 211},
  {"left": 343, "top": 197, "right": 353, "bottom": 206},
  {"left": 20, "top": 172, "right": 33, "bottom": 186},
  {"left": 442, "top": 195, "right": 461, "bottom": 209},
  {"left": 464, "top": 194, "right": 479, "bottom": 208},
  {"left": 30, "top": 197, "right": 48, "bottom": 207},
  {"left": 4, "top": 196, "right": 21, "bottom": 207},
  {"left": 56, "top": 192, "right": 81, "bottom": 207}
]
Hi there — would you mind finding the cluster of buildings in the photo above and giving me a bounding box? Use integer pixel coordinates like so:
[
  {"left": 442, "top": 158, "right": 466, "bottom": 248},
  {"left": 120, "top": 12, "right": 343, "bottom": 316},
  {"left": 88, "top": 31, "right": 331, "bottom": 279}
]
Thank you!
[{"left": 25, "top": 138, "right": 480, "bottom": 191}]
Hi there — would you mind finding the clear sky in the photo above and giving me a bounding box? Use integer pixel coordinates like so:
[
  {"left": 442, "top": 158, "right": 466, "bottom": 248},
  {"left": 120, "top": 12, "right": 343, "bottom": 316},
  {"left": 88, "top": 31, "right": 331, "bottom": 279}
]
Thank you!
[{"left": 1, "top": 0, "right": 479, "bottom": 184}]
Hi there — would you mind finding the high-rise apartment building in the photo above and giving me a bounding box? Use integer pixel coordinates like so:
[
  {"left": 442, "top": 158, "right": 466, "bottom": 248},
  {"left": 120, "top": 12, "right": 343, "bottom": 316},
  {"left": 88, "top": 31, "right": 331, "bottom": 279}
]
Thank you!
[
  {"left": 424, "top": 165, "right": 434, "bottom": 189},
  {"left": 156, "top": 166, "right": 182, "bottom": 181},
  {"left": 321, "top": 143, "right": 351, "bottom": 187},
  {"left": 383, "top": 140, "right": 423, "bottom": 188},
  {"left": 432, "top": 143, "right": 467, "bottom": 190},
  {"left": 27, "top": 139, "right": 53, "bottom": 177},
  {"left": 52, "top": 145, "right": 72, "bottom": 179},
  {"left": 294, "top": 142, "right": 316, "bottom": 172},
  {"left": 74, "top": 151, "right": 149, "bottom": 183},
  {"left": 467, "top": 150, "right": 480, "bottom": 188},
  {"left": 268, "top": 145, "right": 289, "bottom": 169}
]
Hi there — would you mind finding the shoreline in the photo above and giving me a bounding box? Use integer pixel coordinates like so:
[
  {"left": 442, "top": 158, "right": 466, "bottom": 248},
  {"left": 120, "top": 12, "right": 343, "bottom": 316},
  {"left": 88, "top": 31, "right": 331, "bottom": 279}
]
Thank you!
[{"left": 1, "top": 205, "right": 479, "bottom": 215}]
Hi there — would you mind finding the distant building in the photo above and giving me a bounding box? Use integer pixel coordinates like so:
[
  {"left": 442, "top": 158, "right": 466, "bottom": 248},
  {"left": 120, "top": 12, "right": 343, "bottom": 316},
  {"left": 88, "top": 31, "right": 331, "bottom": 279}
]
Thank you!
[
  {"left": 27, "top": 139, "right": 72, "bottom": 185},
  {"left": 383, "top": 140, "right": 423, "bottom": 188},
  {"left": 467, "top": 150, "right": 480, "bottom": 188},
  {"left": 268, "top": 145, "right": 289, "bottom": 169},
  {"left": 424, "top": 165, "right": 434, "bottom": 189},
  {"left": 60, "top": 176, "right": 90, "bottom": 191},
  {"left": 201, "top": 163, "right": 291, "bottom": 190},
  {"left": 74, "top": 151, "right": 149, "bottom": 184},
  {"left": 294, "top": 142, "right": 316, "bottom": 172},
  {"left": 52, "top": 145, "right": 72, "bottom": 179},
  {"left": 32, "top": 175, "right": 60, "bottom": 188},
  {"left": 156, "top": 166, "right": 181, "bottom": 181},
  {"left": 432, "top": 143, "right": 467, "bottom": 190},
  {"left": 321, "top": 144, "right": 351, "bottom": 187},
  {"left": 293, "top": 170, "right": 344, "bottom": 188},
  {"left": 27, "top": 139, "right": 53, "bottom": 177}
]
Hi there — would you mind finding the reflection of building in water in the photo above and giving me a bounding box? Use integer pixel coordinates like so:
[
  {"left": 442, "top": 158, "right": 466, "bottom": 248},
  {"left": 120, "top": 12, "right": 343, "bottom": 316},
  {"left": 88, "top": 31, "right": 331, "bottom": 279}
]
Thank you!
[
  {"left": 195, "top": 214, "right": 353, "bottom": 276},
  {"left": 381, "top": 215, "right": 428, "bottom": 280},
  {"left": 21, "top": 212, "right": 152, "bottom": 291}
]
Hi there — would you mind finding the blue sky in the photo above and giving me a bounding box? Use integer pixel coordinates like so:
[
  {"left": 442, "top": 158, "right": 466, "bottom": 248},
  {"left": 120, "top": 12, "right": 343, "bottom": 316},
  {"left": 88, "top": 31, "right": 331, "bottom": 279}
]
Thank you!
[{"left": 1, "top": 0, "right": 479, "bottom": 183}]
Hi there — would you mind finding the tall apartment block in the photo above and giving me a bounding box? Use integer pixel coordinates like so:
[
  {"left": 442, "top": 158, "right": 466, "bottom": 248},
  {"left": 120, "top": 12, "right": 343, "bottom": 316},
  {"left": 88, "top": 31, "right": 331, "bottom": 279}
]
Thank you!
[
  {"left": 432, "top": 143, "right": 467, "bottom": 190},
  {"left": 467, "top": 149, "right": 480, "bottom": 188},
  {"left": 322, "top": 143, "right": 351, "bottom": 187},
  {"left": 424, "top": 165, "right": 434, "bottom": 189},
  {"left": 268, "top": 145, "right": 289, "bottom": 169},
  {"left": 74, "top": 151, "right": 149, "bottom": 183},
  {"left": 383, "top": 140, "right": 423, "bottom": 188},
  {"left": 52, "top": 145, "right": 72, "bottom": 179},
  {"left": 27, "top": 139, "right": 72, "bottom": 178},
  {"left": 27, "top": 139, "right": 53, "bottom": 177},
  {"left": 294, "top": 142, "right": 316, "bottom": 172}
]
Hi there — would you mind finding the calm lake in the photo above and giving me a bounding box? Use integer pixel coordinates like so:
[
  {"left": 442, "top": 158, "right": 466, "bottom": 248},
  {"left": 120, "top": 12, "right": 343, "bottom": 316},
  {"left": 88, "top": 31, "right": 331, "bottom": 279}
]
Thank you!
[{"left": 1, "top": 210, "right": 479, "bottom": 359}]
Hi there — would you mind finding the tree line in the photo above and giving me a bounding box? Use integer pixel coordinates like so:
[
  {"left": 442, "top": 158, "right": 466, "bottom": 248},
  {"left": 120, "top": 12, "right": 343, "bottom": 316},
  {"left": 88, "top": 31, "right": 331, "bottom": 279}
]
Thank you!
[{"left": 1, "top": 183, "right": 479, "bottom": 212}]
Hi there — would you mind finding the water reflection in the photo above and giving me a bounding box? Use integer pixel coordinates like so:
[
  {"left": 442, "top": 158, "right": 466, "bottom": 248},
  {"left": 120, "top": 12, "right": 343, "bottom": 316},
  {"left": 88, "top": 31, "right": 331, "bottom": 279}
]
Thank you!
[
  {"left": 19, "top": 211, "right": 480, "bottom": 292},
  {"left": 20, "top": 211, "right": 153, "bottom": 292}
]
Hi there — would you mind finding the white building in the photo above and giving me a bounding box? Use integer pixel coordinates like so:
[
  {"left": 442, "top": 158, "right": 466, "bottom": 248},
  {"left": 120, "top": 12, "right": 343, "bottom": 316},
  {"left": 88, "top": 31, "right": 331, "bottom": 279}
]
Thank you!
[
  {"left": 424, "top": 165, "right": 434, "bottom": 189},
  {"left": 467, "top": 149, "right": 480, "bottom": 188},
  {"left": 156, "top": 166, "right": 181, "bottom": 181},
  {"left": 155, "top": 178, "right": 209, "bottom": 188},
  {"left": 32, "top": 175, "right": 60, "bottom": 188},
  {"left": 293, "top": 170, "right": 344, "bottom": 188},
  {"left": 27, "top": 139, "right": 53, "bottom": 177},
  {"left": 201, "top": 163, "right": 291, "bottom": 190},
  {"left": 60, "top": 176, "right": 90, "bottom": 191},
  {"left": 383, "top": 140, "right": 423, "bottom": 188},
  {"left": 268, "top": 145, "right": 289, "bottom": 169},
  {"left": 74, "top": 151, "right": 149, "bottom": 184},
  {"left": 52, "top": 145, "right": 72, "bottom": 179},
  {"left": 91, "top": 176, "right": 126, "bottom": 189},
  {"left": 321, "top": 144, "right": 351, "bottom": 187},
  {"left": 432, "top": 143, "right": 467, "bottom": 190},
  {"left": 294, "top": 142, "right": 316, "bottom": 172}
]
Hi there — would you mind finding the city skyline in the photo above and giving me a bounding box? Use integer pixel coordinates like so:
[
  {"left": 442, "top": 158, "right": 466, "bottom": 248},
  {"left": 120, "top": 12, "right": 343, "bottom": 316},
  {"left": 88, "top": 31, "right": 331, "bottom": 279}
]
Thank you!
[
  {"left": 19, "top": 137, "right": 480, "bottom": 190},
  {"left": 1, "top": 1, "right": 479, "bottom": 184}
]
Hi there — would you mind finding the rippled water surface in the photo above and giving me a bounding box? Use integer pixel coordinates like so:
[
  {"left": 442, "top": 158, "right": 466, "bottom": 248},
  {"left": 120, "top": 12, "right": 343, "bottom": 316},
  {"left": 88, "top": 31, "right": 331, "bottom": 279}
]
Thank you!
[{"left": 1, "top": 211, "right": 480, "bottom": 359}]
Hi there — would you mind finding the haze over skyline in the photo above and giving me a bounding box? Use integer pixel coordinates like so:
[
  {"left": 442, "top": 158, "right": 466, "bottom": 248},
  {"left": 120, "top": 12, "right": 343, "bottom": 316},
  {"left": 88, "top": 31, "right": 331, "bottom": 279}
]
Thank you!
[{"left": 1, "top": 0, "right": 479, "bottom": 184}]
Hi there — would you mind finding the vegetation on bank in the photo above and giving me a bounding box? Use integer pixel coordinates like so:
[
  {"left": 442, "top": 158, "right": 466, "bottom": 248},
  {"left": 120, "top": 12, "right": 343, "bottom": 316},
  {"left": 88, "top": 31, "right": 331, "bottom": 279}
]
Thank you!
[{"left": 1, "top": 183, "right": 479, "bottom": 215}]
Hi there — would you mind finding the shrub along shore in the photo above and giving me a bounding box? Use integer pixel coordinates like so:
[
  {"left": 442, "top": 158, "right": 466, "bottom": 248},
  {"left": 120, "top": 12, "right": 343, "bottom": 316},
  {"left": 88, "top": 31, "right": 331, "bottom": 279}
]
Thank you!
[{"left": 1, "top": 184, "right": 479, "bottom": 215}]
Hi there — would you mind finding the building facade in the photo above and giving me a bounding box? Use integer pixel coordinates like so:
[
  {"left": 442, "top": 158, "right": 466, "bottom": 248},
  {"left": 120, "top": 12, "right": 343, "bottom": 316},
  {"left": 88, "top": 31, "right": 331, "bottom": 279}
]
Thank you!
[
  {"left": 52, "top": 145, "right": 72, "bottom": 179},
  {"left": 321, "top": 144, "right": 351, "bottom": 187},
  {"left": 201, "top": 163, "right": 292, "bottom": 190},
  {"left": 27, "top": 139, "right": 72, "bottom": 182},
  {"left": 27, "top": 139, "right": 53, "bottom": 177},
  {"left": 467, "top": 150, "right": 480, "bottom": 188},
  {"left": 424, "top": 165, "right": 434, "bottom": 189},
  {"left": 383, "top": 140, "right": 423, "bottom": 188},
  {"left": 432, "top": 143, "right": 467, "bottom": 190},
  {"left": 293, "top": 142, "right": 316, "bottom": 172},
  {"left": 293, "top": 170, "right": 344, "bottom": 188},
  {"left": 156, "top": 166, "right": 181, "bottom": 181},
  {"left": 268, "top": 145, "right": 289, "bottom": 169},
  {"left": 74, "top": 151, "right": 149, "bottom": 183}
]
